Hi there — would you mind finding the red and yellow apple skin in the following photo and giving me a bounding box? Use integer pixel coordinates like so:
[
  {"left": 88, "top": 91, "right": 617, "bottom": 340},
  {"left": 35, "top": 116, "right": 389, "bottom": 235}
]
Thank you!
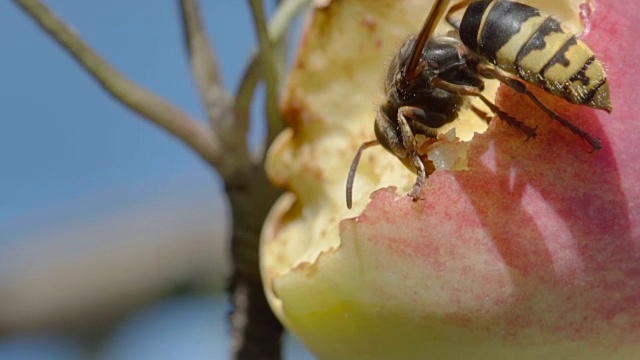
[{"left": 261, "top": 0, "right": 640, "bottom": 359}]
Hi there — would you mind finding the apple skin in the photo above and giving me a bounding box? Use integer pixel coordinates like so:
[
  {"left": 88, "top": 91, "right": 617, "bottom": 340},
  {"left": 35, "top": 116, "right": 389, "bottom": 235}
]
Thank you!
[{"left": 262, "top": 0, "right": 640, "bottom": 359}]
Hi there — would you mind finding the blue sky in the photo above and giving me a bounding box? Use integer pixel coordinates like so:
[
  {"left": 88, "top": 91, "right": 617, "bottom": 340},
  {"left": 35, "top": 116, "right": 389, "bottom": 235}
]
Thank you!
[{"left": 0, "top": 1, "right": 262, "bottom": 237}]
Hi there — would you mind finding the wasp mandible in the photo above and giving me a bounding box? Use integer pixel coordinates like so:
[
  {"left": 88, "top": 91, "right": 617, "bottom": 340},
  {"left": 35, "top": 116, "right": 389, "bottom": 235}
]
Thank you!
[{"left": 346, "top": 0, "right": 611, "bottom": 209}]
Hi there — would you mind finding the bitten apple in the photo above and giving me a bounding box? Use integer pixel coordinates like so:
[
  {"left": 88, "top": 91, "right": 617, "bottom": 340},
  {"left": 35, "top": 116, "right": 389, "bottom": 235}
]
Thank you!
[{"left": 262, "top": 0, "right": 639, "bottom": 359}]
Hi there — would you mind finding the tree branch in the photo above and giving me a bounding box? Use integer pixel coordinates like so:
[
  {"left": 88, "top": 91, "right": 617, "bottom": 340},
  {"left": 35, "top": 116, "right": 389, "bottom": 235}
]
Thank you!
[
  {"left": 179, "top": 0, "right": 249, "bottom": 171},
  {"left": 235, "top": 0, "right": 310, "bottom": 155},
  {"left": 14, "top": 0, "right": 224, "bottom": 170},
  {"left": 247, "top": 0, "right": 284, "bottom": 146},
  {"left": 179, "top": 1, "right": 286, "bottom": 358}
]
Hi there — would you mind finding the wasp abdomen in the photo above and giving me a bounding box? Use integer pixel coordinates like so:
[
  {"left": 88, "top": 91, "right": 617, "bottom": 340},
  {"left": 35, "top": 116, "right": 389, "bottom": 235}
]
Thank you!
[{"left": 459, "top": 0, "right": 611, "bottom": 112}]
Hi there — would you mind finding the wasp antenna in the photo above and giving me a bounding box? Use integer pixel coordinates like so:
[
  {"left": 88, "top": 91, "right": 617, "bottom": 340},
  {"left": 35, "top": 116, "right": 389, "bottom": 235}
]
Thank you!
[
  {"left": 402, "top": 0, "right": 451, "bottom": 82},
  {"left": 346, "top": 140, "right": 380, "bottom": 209}
]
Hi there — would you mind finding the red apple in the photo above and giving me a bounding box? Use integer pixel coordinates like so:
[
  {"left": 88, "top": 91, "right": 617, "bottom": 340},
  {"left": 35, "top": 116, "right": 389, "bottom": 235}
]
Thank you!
[{"left": 262, "top": 0, "right": 640, "bottom": 358}]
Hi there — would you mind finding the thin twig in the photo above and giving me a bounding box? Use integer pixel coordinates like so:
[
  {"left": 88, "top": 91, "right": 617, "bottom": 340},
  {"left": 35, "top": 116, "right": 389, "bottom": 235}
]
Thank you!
[
  {"left": 235, "top": 57, "right": 261, "bottom": 148},
  {"left": 179, "top": 0, "right": 249, "bottom": 171},
  {"left": 247, "top": 0, "right": 284, "bottom": 146},
  {"left": 235, "top": 0, "right": 310, "bottom": 153},
  {"left": 14, "top": 0, "right": 224, "bottom": 170}
]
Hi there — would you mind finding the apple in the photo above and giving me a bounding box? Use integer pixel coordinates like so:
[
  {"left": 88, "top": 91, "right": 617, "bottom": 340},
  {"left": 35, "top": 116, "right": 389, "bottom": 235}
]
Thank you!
[{"left": 262, "top": 0, "right": 640, "bottom": 358}]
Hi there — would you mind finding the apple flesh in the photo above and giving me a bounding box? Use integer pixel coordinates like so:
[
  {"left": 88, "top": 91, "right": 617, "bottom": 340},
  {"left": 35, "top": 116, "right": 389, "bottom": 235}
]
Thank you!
[{"left": 262, "top": 0, "right": 640, "bottom": 359}]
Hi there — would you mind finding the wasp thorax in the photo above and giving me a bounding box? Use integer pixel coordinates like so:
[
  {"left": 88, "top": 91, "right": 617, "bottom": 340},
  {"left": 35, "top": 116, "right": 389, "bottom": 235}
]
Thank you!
[{"left": 346, "top": 0, "right": 609, "bottom": 209}]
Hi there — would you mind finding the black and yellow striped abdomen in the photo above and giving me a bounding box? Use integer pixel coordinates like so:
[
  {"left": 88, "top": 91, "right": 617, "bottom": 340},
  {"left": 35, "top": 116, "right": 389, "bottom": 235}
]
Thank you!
[{"left": 459, "top": 0, "right": 611, "bottom": 112}]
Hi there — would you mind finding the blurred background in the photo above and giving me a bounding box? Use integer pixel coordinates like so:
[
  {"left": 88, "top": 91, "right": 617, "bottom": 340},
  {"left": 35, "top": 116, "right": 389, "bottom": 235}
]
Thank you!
[{"left": 0, "top": 1, "right": 313, "bottom": 358}]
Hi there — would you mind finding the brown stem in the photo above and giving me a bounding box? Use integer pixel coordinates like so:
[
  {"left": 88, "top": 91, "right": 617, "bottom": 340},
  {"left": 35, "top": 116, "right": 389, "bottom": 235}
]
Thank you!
[
  {"left": 180, "top": 0, "right": 284, "bottom": 358},
  {"left": 226, "top": 166, "right": 284, "bottom": 360}
]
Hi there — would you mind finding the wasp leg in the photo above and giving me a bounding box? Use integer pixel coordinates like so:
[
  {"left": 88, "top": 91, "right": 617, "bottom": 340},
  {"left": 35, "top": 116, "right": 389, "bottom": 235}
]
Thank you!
[
  {"left": 477, "top": 62, "right": 601, "bottom": 150},
  {"left": 398, "top": 106, "right": 435, "bottom": 201},
  {"left": 432, "top": 78, "right": 538, "bottom": 139},
  {"left": 404, "top": 0, "right": 451, "bottom": 83},
  {"left": 470, "top": 104, "right": 493, "bottom": 122}
]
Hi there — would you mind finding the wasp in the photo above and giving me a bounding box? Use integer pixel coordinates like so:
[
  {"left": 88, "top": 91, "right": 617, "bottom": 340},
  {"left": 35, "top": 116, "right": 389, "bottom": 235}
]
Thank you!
[{"left": 345, "top": 0, "right": 611, "bottom": 209}]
